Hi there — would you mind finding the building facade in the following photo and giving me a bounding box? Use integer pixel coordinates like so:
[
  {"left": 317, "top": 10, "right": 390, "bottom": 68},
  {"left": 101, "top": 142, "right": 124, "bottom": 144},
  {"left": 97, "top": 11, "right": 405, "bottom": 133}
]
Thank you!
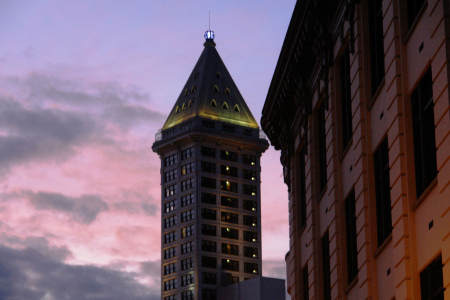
[
  {"left": 153, "top": 31, "right": 269, "bottom": 300},
  {"left": 262, "top": 0, "right": 450, "bottom": 299}
]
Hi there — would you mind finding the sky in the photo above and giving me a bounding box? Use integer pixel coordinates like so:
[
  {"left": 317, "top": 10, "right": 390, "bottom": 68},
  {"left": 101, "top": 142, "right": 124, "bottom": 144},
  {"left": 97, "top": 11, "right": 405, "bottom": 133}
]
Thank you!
[{"left": 0, "top": 1, "right": 294, "bottom": 299}]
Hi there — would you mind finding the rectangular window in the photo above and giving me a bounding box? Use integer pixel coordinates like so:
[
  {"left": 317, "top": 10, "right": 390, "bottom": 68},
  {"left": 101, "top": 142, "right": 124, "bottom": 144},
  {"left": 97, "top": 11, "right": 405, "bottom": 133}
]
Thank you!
[
  {"left": 222, "top": 259, "right": 239, "bottom": 271},
  {"left": 164, "top": 169, "right": 178, "bottom": 182},
  {"left": 411, "top": 68, "right": 437, "bottom": 199},
  {"left": 181, "top": 162, "right": 194, "bottom": 176},
  {"left": 181, "top": 209, "right": 195, "bottom": 223},
  {"left": 202, "top": 256, "right": 217, "bottom": 269},
  {"left": 201, "top": 224, "right": 217, "bottom": 236},
  {"left": 374, "top": 137, "right": 392, "bottom": 246},
  {"left": 164, "top": 295, "right": 177, "bottom": 300},
  {"left": 297, "top": 149, "right": 307, "bottom": 228},
  {"left": 420, "top": 255, "right": 444, "bottom": 299},
  {"left": 202, "top": 177, "right": 216, "bottom": 189},
  {"left": 201, "top": 192, "right": 216, "bottom": 204},
  {"left": 164, "top": 200, "right": 177, "bottom": 213},
  {"left": 407, "top": 0, "right": 426, "bottom": 29},
  {"left": 244, "top": 246, "right": 258, "bottom": 258},
  {"left": 164, "top": 215, "right": 177, "bottom": 228},
  {"left": 201, "top": 146, "right": 216, "bottom": 158},
  {"left": 242, "top": 169, "right": 256, "bottom": 181},
  {"left": 202, "top": 289, "right": 217, "bottom": 300},
  {"left": 164, "top": 247, "right": 177, "bottom": 259},
  {"left": 181, "top": 290, "right": 195, "bottom": 300},
  {"left": 181, "top": 257, "right": 194, "bottom": 271},
  {"left": 164, "top": 279, "right": 177, "bottom": 291},
  {"left": 181, "top": 147, "right": 194, "bottom": 160},
  {"left": 244, "top": 262, "right": 258, "bottom": 274},
  {"left": 201, "top": 161, "right": 216, "bottom": 173},
  {"left": 242, "top": 154, "right": 257, "bottom": 165},
  {"left": 181, "top": 194, "right": 194, "bottom": 207},
  {"left": 202, "top": 272, "right": 217, "bottom": 285},
  {"left": 202, "top": 120, "right": 215, "bottom": 129},
  {"left": 221, "top": 196, "right": 238, "bottom": 208},
  {"left": 243, "top": 200, "right": 257, "bottom": 211},
  {"left": 221, "top": 212, "right": 238, "bottom": 224},
  {"left": 222, "top": 243, "right": 239, "bottom": 255},
  {"left": 184, "top": 274, "right": 197, "bottom": 287},
  {"left": 302, "top": 265, "right": 309, "bottom": 300},
  {"left": 340, "top": 46, "right": 353, "bottom": 149},
  {"left": 165, "top": 184, "right": 177, "bottom": 198},
  {"left": 181, "top": 178, "right": 194, "bottom": 191},
  {"left": 368, "top": 0, "right": 385, "bottom": 95},
  {"left": 164, "top": 154, "right": 178, "bottom": 167},
  {"left": 201, "top": 208, "right": 216, "bottom": 220},
  {"left": 181, "top": 241, "right": 194, "bottom": 254},
  {"left": 164, "top": 262, "right": 177, "bottom": 275},
  {"left": 164, "top": 231, "right": 177, "bottom": 244},
  {"left": 243, "top": 231, "right": 258, "bottom": 243},
  {"left": 222, "top": 124, "right": 235, "bottom": 133},
  {"left": 243, "top": 184, "right": 257, "bottom": 196},
  {"left": 322, "top": 232, "right": 331, "bottom": 300},
  {"left": 317, "top": 102, "right": 327, "bottom": 192},
  {"left": 221, "top": 227, "right": 239, "bottom": 239},
  {"left": 220, "top": 150, "right": 238, "bottom": 161},
  {"left": 345, "top": 190, "right": 358, "bottom": 283},
  {"left": 221, "top": 180, "right": 238, "bottom": 193},
  {"left": 243, "top": 215, "right": 257, "bottom": 227},
  {"left": 221, "top": 165, "right": 238, "bottom": 177},
  {"left": 181, "top": 225, "right": 194, "bottom": 239},
  {"left": 201, "top": 240, "right": 217, "bottom": 252}
]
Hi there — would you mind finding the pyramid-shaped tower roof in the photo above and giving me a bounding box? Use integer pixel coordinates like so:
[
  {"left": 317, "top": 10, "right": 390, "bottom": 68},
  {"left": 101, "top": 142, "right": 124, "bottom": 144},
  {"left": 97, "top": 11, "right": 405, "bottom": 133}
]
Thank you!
[{"left": 162, "top": 31, "right": 259, "bottom": 130}]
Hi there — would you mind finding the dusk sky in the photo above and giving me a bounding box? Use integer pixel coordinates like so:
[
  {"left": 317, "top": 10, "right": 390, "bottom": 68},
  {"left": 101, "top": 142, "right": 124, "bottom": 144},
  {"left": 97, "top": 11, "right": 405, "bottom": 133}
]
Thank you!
[{"left": 0, "top": 1, "right": 295, "bottom": 299}]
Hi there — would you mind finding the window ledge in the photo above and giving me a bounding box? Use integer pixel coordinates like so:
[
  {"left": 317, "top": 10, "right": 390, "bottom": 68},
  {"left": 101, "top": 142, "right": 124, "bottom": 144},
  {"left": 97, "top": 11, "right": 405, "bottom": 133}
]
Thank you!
[
  {"left": 345, "top": 277, "right": 358, "bottom": 294},
  {"left": 374, "top": 233, "right": 392, "bottom": 258},
  {"left": 412, "top": 177, "right": 438, "bottom": 211}
]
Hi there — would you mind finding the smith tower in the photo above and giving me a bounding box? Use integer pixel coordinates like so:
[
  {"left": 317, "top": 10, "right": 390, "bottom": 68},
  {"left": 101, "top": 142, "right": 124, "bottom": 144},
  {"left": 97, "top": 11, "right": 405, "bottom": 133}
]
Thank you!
[{"left": 152, "top": 31, "right": 269, "bottom": 300}]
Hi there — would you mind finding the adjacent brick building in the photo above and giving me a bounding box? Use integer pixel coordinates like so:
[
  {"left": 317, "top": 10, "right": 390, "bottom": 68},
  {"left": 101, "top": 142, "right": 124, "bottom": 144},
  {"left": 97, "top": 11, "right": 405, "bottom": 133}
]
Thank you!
[{"left": 261, "top": 0, "right": 450, "bottom": 299}]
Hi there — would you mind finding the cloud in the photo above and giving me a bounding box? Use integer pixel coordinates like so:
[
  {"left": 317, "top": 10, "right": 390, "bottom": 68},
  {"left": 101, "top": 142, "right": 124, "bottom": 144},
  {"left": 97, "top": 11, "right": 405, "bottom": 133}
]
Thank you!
[
  {"left": 27, "top": 191, "right": 108, "bottom": 224},
  {"left": 0, "top": 244, "right": 159, "bottom": 300},
  {"left": 262, "top": 259, "right": 286, "bottom": 280}
]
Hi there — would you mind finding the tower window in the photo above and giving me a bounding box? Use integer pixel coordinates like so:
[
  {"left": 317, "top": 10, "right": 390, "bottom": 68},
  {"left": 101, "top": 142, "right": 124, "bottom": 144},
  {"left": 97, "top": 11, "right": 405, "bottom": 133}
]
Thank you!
[
  {"left": 243, "top": 215, "right": 257, "bottom": 227},
  {"left": 221, "top": 212, "right": 238, "bottom": 224},
  {"left": 340, "top": 46, "right": 353, "bottom": 150},
  {"left": 225, "top": 88, "right": 230, "bottom": 96},
  {"left": 244, "top": 262, "right": 258, "bottom": 274},
  {"left": 222, "top": 102, "right": 229, "bottom": 109},
  {"left": 201, "top": 240, "right": 217, "bottom": 252},
  {"left": 188, "top": 100, "right": 192, "bottom": 108},
  {"left": 182, "top": 103, "right": 186, "bottom": 110},
  {"left": 201, "top": 208, "right": 217, "bottom": 220},
  {"left": 201, "top": 224, "right": 217, "bottom": 236},
  {"left": 194, "top": 72, "right": 199, "bottom": 79},
  {"left": 216, "top": 71, "right": 221, "bottom": 78},
  {"left": 213, "top": 85, "right": 219, "bottom": 93},
  {"left": 202, "top": 256, "right": 217, "bottom": 269},
  {"left": 221, "top": 196, "right": 238, "bottom": 208},
  {"left": 345, "top": 190, "right": 358, "bottom": 283},
  {"left": 191, "top": 85, "right": 196, "bottom": 94},
  {"left": 368, "top": 0, "right": 385, "bottom": 95},
  {"left": 234, "top": 104, "right": 240, "bottom": 112},
  {"left": 220, "top": 180, "right": 238, "bottom": 193},
  {"left": 411, "top": 67, "right": 437, "bottom": 199},
  {"left": 222, "top": 243, "right": 239, "bottom": 255},
  {"left": 244, "top": 246, "right": 258, "bottom": 258},
  {"left": 420, "top": 255, "right": 444, "bottom": 299},
  {"left": 211, "top": 99, "right": 217, "bottom": 107},
  {"left": 221, "top": 227, "right": 238, "bottom": 239},
  {"left": 243, "top": 231, "right": 257, "bottom": 243},
  {"left": 222, "top": 259, "right": 239, "bottom": 271},
  {"left": 184, "top": 89, "right": 189, "bottom": 96},
  {"left": 322, "top": 231, "right": 331, "bottom": 300},
  {"left": 176, "top": 106, "right": 180, "bottom": 113},
  {"left": 220, "top": 150, "right": 238, "bottom": 162}
]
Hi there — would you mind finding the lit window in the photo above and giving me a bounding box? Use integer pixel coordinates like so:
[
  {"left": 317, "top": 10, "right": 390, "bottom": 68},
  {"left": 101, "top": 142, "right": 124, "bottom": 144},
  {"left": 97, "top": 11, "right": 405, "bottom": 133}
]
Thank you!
[
  {"left": 176, "top": 106, "right": 180, "bottom": 113},
  {"left": 185, "top": 89, "right": 189, "bottom": 96},
  {"left": 213, "top": 85, "right": 219, "bottom": 93},
  {"left": 234, "top": 104, "right": 240, "bottom": 112},
  {"left": 222, "top": 102, "right": 228, "bottom": 109},
  {"left": 182, "top": 103, "right": 186, "bottom": 110},
  {"left": 188, "top": 100, "right": 192, "bottom": 108},
  {"left": 211, "top": 99, "right": 217, "bottom": 107},
  {"left": 191, "top": 85, "right": 196, "bottom": 94}
]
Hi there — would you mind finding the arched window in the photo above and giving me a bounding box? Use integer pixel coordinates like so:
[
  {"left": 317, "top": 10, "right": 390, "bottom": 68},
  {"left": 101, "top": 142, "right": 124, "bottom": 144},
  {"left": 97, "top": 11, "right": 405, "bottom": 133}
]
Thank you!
[
  {"left": 216, "top": 71, "right": 221, "bottom": 78},
  {"left": 176, "top": 106, "right": 180, "bottom": 113},
  {"left": 194, "top": 72, "right": 199, "bottom": 79},
  {"left": 233, "top": 104, "right": 240, "bottom": 112},
  {"left": 191, "top": 85, "right": 196, "bottom": 94},
  {"left": 184, "top": 89, "right": 189, "bottom": 96},
  {"left": 188, "top": 100, "right": 193, "bottom": 108},
  {"left": 182, "top": 103, "right": 186, "bottom": 110},
  {"left": 222, "top": 102, "right": 229, "bottom": 109},
  {"left": 213, "top": 85, "right": 219, "bottom": 93},
  {"left": 211, "top": 99, "right": 217, "bottom": 107},
  {"left": 225, "top": 88, "right": 230, "bottom": 96}
]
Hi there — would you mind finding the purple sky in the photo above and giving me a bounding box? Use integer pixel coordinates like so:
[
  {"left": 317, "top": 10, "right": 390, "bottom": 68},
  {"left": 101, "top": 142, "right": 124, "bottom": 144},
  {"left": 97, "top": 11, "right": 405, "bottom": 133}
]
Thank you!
[{"left": 0, "top": 1, "right": 294, "bottom": 298}]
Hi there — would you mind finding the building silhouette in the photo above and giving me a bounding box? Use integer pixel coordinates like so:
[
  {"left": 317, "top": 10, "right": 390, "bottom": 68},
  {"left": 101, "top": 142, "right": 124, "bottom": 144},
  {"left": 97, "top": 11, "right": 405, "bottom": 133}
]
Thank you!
[
  {"left": 262, "top": 0, "right": 450, "bottom": 299},
  {"left": 153, "top": 30, "right": 269, "bottom": 300}
]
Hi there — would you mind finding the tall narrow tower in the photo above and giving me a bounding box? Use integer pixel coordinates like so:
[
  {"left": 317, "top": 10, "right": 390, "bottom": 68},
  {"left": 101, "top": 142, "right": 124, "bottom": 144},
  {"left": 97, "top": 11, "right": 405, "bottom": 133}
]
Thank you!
[{"left": 152, "top": 31, "right": 269, "bottom": 300}]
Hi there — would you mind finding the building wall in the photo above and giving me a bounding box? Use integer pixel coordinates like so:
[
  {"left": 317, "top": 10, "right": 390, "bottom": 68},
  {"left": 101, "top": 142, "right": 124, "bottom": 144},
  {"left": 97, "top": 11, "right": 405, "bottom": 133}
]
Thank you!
[{"left": 262, "top": 0, "right": 450, "bottom": 299}]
